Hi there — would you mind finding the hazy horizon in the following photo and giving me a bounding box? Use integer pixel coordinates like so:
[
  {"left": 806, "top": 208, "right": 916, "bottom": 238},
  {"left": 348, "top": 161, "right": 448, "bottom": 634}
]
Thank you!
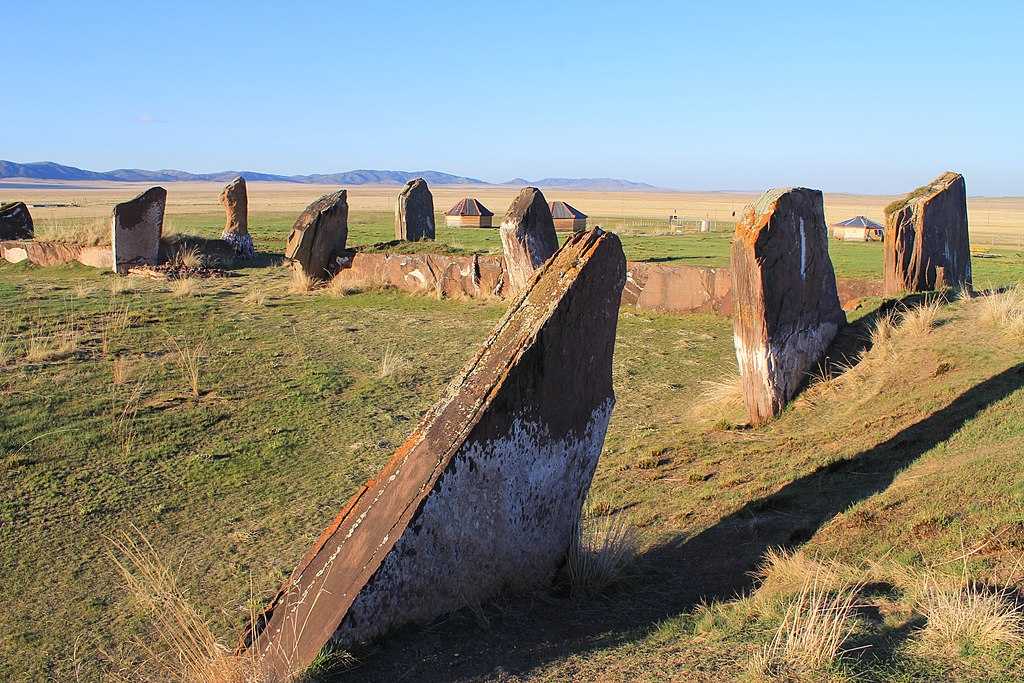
[{"left": 5, "top": 1, "right": 1022, "bottom": 195}]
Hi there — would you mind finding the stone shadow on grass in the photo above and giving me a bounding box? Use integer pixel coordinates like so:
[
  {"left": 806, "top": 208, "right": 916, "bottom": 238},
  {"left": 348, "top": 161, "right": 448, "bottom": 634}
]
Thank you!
[{"left": 325, "top": 362, "right": 1024, "bottom": 682}]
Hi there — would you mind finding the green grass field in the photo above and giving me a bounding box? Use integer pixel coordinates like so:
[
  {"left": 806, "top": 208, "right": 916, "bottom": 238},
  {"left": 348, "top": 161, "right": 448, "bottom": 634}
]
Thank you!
[{"left": 3, "top": 217, "right": 1024, "bottom": 681}]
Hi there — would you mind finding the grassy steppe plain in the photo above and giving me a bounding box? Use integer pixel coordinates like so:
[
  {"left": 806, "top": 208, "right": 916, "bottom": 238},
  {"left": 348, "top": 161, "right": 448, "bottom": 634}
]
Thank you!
[{"left": 1, "top": 193, "right": 1024, "bottom": 681}]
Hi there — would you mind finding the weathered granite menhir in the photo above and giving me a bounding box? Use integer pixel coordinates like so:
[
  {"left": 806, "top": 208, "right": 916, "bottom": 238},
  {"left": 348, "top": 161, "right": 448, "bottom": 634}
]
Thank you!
[
  {"left": 883, "top": 171, "right": 971, "bottom": 295},
  {"left": 284, "top": 189, "right": 348, "bottom": 279},
  {"left": 0, "top": 201, "right": 34, "bottom": 240},
  {"left": 240, "top": 229, "right": 626, "bottom": 680},
  {"left": 499, "top": 186, "right": 559, "bottom": 294},
  {"left": 394, "top": 178, "right": 435, "bottom": 241},
  {"left": 111, "top": 187, "right": 166, "bottom": 274},
  {"left": 219, "top": 176, "right": 254, "bottom": 257},
  {"left": 731, "top": 187, "right": 845, "bottom": 426}
]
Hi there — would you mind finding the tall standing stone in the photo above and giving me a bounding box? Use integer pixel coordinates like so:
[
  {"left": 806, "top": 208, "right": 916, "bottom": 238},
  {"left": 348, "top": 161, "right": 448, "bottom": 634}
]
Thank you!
[
  {"left": 219, "top": 176, "right": 254, "bottom": 257},
  {"left": 0, "top": 202, "right": 33, "bottom": 240},
  {"left": 731, "top": 187, "right": 845, "bottom": 426},
  {"left": 394, "top": 178, "right": 435, "bottom": 241},
  {"left": 883, "top": 172, "right": 971, "bottom": 295},
  {"left": 241, "top": 229, "right": 626, "bottom": 680},
  {"left": 111, "top": 187, "right": 166, "bottom": 274},
  {"left": 499, "top": 187, "right": 559, "bottom": 294},
  {"left": 284, "top": 190, "right": 348, "bottom": 279}
]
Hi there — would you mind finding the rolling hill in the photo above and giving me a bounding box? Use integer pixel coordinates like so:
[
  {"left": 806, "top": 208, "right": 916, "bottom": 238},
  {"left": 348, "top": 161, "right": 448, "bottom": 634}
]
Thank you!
[{"left": 0, "top": 161, "right": 659, "bottom": 191}]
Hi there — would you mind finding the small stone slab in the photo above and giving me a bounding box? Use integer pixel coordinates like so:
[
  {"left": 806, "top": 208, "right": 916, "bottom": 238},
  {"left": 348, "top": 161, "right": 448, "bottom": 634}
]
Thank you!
[
  {"left": 284, "top": 190, "right": 348, "bottom": 279},
  {"left": 0, "top": 202, "right": 33, "bottom": 240},
  {"left": 731, "top": 187, "right": 846, "bottom": 425},
  {"left": 394, "top": 178, "right": 435, "bottom": 241},
  {"left": 883, "top": 171, "right": 971, "bottom": 295},
  {"left": 242, "top": 229, "right": 626, "bottom": 679},
  {"left": 111, "top": 187, "right": 166, "bottom": 274},
  {"left": 499, "top": 187, "right": 559, "bottom": 293},
  {"left": 220, "top": 176, "right": 254, "bottom": 257}
]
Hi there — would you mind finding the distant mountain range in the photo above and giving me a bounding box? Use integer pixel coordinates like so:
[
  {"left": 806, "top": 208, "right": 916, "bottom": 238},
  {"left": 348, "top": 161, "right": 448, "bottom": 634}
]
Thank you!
[{"left": 0, "top": 160, "right": 660, "bottom": 192}]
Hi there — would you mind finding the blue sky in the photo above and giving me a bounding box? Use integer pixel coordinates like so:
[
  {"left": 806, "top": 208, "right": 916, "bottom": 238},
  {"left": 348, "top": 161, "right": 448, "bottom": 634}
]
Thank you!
[{"left": 4, "top": 1, "right": 1022, "bottom": 194}]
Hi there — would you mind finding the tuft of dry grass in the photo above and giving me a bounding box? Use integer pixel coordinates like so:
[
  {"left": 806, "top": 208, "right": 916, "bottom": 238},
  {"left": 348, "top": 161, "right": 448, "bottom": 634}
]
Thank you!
[
  {"left": 167, "top": 335, "right": 205, "bottom": 398},
  {"left": 172, "top": 245, "right": 204, "bottom": 271},
  {"left": 566, "top": 504, "right": 641, "bottom": 596},
  {"left": 325, "top": 272, "right": 362, "bottom": 297},
  {"left": 110, "top": 528, "right": 263, "bottom": 683},
  {"left": 288, "top": 268, "right": 317, "bottom": 294},
  {"left": 73, "top": 282, "right": 94, "bottom": 299},
  {"left": 112, "top": 356, "right": 130, "bottom": 385},
  {"left": 24, "top": 314, "right": 80, "bottom": 363},
  {"left": 972, "top": 285, "right": 1024, "bottom": 337},
  {"left": 111, "top": 381, "right": 146, "bottom": 457},
  {"left": 379, "top": 343, "right": 406, "bottom": 378},
  {"left": 752, "top": 549, "right": 837, "bottom": 612},
  {"left": 914, "top": 575, "right": 1024, "bottom": 655},
  {"left": 897, "top": 298, "right": 943, "bottom": 337},
  {"left": 170, "top": 278, "right": 199, "bottom": 298},
  {"left": 101, "top": 299, "right": 133, "bottom": 357},
  {"left": 691, "top": 372, "right": 745, "bottom": 423},
  {"left": 748, "top": 568, "right": 862, "bottom": 681},
  {"left": 0, "top": 322, "right": 11, "bottom": 367},
  {"left": 243, "top": 287, "right": 268, "bottom": 307}
]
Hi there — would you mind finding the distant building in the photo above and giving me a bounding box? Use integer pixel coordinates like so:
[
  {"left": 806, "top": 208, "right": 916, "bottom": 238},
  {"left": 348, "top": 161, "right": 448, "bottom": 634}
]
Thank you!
[
  {"left": 548, "top": 201, "right": 588, "bottom": 232},
  {"left": 445, "top": 198, "right": 494, "bottom": 228},
  {"left": 831, "top": 215, "right": 884, "bottom": 241}
]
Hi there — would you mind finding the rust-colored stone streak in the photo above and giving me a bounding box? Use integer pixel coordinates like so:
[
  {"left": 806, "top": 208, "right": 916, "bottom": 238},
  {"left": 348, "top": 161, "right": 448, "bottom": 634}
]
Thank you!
[
  {"left": 731, "top": 188, "right": 846, "bottom": 426},
  {"left": 883, "top": 171, "right": 971, "bottom": 296},
  {"left": 499, "top": 187, "right": 559, "bottom": 294},
  {"left": 243, "top": 229, "right": 626, "bottom": 680},
  {"left": 394, "top": 178, "right": 435, "bottom": 242},
  {"left": 0, "top": 201, "right": 34, "bottom": 240},
  {"left": 284, "top": 190, "right": 348, "bottom": 279},
  {"left": 111, "top": 187, "right": 166, "bottom": 274}
]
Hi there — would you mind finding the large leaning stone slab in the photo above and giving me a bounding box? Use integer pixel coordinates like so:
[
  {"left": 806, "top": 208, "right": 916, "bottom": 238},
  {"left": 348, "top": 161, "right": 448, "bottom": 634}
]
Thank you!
[
  {"left": 394, "top": 178, "right": 435, "bottom": 241},
  {"left": 242, "top": 229, "right": 626, "bottom": 679},
  {"left": 0, "top": 202, "right": 33, "bottom": 240},
  {"left": 499, "top": 186, "right": 559, "bottom": 294},
  {"left": 883, "top": 171, "right": 971, "bottom": 295},
  {"left": 731, "top": 188, "right": 846, "bottom": 426},
  {"left": 219, "top": 176, "right": 254, "bottom": 257},
  {"left": 284, "top": 190, "right": 348, "bottom": 279},
  {"left": 111, "top": 187, "right": 166, "bottom": 274}
]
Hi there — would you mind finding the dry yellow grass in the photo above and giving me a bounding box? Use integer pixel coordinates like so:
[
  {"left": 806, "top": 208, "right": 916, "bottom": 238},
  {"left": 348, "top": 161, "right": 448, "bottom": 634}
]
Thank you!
[
  {"left": 914, "top": 575, "right": 1024, "bottom": 655},
  {"left": 167, "top": 335, "right": 204, "bottom": 398},
  {"left": 170, "top": 278, "right": 199, "bottom": 298},
  {"left": 288, "top": 268, "right": 317, "bottom": 294},
  {"left": 242, "top": 287, "right": 268, "bottom": 307},
  {"left": 566, "top": 503, "right": 641, "bottom": 596},
  {"left": 5, "top": 180, "right": 1022, "bottom": 234},
  {"left": 748, "top": 567, "right": 862, "bottom": 682}
]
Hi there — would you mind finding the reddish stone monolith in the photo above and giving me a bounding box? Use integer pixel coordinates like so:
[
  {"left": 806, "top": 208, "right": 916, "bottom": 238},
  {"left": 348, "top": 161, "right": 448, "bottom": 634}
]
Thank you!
[
  {"left": 220, "top": 176, "right": 254, "bottom": 257},
  {"left": 242, "top": 229, "right": 626, "bottom": 680},
  {"left": 111, "top": 187, "right": 166, "bottom": 274},
  {"left": 499, "top": 187, "right": 559, "bottom": 293},
  {"left": 284, "top": 190, "right": 348, "bottom": 279},
  {"left": 394, "top": 178, "right": 435, "bottom": 241},
  {"left": 883, "top": 172, "right": 971, "bottom": 295},
  {"left": 731, "top": 187, "right": 845, "bottom": 426},
  {"left": 0, "top": 201, "right": 33, "bottom": 240}
]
